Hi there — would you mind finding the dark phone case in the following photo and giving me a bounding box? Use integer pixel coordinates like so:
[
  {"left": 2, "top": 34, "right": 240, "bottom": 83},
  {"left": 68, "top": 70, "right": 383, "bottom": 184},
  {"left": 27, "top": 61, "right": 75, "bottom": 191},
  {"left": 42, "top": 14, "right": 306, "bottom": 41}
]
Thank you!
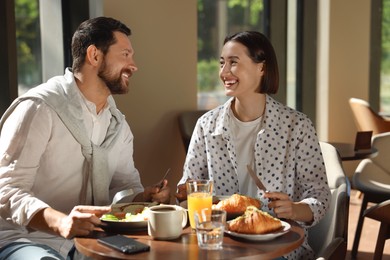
[{"left": 97, "top": 235, "right": 150, "bottom": 254}]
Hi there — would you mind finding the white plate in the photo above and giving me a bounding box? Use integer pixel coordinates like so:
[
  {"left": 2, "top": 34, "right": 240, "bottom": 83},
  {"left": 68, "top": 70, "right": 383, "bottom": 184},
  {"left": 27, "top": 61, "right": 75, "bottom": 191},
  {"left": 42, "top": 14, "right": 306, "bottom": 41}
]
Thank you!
[
  {"left": 225, "top": 220, "right": 291, "bottom": 241},
  {"left": 100, "top": 202, "right": 157, "bottom": 233}
]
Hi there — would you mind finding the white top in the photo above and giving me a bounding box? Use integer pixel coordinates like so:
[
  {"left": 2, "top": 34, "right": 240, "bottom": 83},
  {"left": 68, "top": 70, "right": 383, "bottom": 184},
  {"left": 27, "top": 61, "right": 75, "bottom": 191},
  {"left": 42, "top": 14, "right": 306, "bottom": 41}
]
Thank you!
[
  {"left": 229, "top": 108, "right": 261, "bottom": 197},
  {"left": 79, "top": 90, "right": 111, "bottom": 145}
]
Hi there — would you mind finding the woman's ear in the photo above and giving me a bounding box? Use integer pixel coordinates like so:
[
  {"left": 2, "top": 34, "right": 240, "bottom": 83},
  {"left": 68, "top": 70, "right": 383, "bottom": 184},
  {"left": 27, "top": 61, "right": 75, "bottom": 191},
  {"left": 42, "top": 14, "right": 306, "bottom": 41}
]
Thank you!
[
  {"left": 258, "top": 62, "right": 265, "bottom": 72},
  {"left": 257, "top": 62, "right": 265, "bottom": 78},
  {"left": 85, "top": 45, "right": 101, "bottom": 67}
]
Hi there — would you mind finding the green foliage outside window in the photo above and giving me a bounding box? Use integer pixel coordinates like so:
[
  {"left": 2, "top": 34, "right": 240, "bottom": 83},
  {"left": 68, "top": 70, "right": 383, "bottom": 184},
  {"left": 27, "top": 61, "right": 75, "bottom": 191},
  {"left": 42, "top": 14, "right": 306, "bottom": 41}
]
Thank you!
[
  {"left": 228, "top": 0, "right": 263, "bottom": 26},
  {"left": 197, "top": 0, "right": 264, "bottom": 94},
  {"left": 197, "top": 59, "right": 220, "bottom": 92},
  {"left": 15, "top": 0, "right": 42, "bottom": 90},
  {"left": 381, "top": 0, "right": 390, "bottom": 111},
  {"left": 382, "top": 0, "right": 390, "bottom": 73}
]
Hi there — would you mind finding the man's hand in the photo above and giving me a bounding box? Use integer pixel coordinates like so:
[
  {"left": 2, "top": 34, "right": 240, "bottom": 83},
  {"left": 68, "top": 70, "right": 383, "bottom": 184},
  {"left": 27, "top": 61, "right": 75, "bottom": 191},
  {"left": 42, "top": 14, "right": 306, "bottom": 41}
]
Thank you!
[
  {"left": 29, "top": 206, "right": 111, "bottom": 239},
  {"left": 142, "top": 179, "right": 171, "bottom": 204},
  {"left": 57, "top": 206, "right": 111, "bottom": 238}
]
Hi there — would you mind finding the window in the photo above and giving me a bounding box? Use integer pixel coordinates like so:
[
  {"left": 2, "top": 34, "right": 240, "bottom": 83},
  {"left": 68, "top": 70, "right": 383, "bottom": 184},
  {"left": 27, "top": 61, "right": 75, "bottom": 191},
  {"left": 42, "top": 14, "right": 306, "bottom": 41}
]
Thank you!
[
  {"left": 196, "top": 0, "right": 317, "bottom": 124},
  {"left": 380, "top": 0, "right": 390, "bottom": 112},
  {"left": 15, "top": 0, "right": 42, "bottom": 95},
  {"left": 197, "top": 0, "right": 266, "bottom": 110}
]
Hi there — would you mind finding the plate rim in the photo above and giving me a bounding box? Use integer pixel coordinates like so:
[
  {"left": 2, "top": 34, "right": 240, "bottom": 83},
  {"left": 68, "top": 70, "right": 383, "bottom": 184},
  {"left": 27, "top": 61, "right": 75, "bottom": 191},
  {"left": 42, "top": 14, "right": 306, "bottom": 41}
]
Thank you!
[
  {"left": 225, "top": 220, "right": 291, "bottom": 241},
  {"left": 100, "top": 202, "right": 155, "bottom": 226}
]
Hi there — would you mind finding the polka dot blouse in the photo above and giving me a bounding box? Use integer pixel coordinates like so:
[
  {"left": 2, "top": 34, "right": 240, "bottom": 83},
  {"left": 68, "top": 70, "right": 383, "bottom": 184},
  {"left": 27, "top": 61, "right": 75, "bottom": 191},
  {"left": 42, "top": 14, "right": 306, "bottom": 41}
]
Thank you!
[{"left": 178, "top": 95, "right": 331, "bottom": 260}]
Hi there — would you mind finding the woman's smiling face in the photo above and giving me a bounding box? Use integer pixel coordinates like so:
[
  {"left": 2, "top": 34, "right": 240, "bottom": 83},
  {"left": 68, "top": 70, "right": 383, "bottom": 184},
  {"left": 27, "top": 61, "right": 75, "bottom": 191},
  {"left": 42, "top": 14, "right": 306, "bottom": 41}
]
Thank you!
[{"left": 219, "top": 41, "right": 264, "bottom": 98}]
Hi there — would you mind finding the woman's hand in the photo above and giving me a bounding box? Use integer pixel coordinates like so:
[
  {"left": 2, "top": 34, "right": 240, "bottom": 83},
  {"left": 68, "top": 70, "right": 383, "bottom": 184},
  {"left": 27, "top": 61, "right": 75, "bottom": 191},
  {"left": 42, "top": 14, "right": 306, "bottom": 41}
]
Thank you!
[
  {"left": 264, "top": 192, "right": 313, "bottom": 223},
  {"left": 174, "top": 183, "right": 187, "bottom": 202}
]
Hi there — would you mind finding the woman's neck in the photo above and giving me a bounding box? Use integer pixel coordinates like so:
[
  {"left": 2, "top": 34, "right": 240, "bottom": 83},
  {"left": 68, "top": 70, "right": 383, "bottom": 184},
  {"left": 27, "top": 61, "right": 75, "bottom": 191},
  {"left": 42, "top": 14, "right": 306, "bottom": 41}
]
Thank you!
[{"left": 232, "top": 94, "right": 266, "bottom": 122}]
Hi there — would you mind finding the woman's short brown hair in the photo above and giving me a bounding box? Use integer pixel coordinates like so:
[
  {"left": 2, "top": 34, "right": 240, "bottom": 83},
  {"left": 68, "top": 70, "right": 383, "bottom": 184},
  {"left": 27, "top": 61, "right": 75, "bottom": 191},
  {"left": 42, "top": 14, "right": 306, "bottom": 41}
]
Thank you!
[{"left": 223, "top": 31, "right": 279, "bottom": 94}]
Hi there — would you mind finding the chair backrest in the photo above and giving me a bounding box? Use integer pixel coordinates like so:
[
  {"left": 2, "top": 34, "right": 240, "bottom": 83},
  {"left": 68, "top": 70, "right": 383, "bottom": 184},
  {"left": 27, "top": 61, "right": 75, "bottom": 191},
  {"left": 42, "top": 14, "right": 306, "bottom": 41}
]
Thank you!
[
  {"left": 364, "top": 199, "right": 390, "bottom": 224},
  {"left": 363, "top": 199, "right": 390, "bottom": 260},
  {"left": 178, "top": 110, "right": 208, "bottom": 152},
  {"left": 371, "top": 132, "right": 390, "bottom": 171},
  {"left": 353, "top": 132, "right": 390, "bottom": 202},
  {"left": 349, "top": 97, "right": 390, "bottom": 135},
  {"left": 308, "top": 142, "right": 349, "bottom": 259}
]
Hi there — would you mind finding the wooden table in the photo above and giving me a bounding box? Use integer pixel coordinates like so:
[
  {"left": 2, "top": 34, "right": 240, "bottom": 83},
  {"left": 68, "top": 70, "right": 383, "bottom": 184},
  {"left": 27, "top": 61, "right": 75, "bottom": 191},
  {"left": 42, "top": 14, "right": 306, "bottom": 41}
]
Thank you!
[
  {"left": 328, "top": 142, "right": 378, "bottom": 161},
  {"left": 74, "top": 222, "right": 304, "bottom": 259}
]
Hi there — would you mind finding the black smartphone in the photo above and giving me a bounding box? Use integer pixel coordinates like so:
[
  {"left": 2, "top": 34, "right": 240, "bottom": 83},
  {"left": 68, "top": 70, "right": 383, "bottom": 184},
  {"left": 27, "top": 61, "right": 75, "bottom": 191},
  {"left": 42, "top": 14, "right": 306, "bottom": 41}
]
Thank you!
[{"left": 97, "top": 235, "right": 150, "bottom": 254}]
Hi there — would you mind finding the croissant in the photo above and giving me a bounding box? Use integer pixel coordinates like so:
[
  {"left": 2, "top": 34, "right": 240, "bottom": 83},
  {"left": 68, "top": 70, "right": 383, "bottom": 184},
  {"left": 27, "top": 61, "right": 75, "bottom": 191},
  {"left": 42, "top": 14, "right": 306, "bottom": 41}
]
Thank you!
[
  {"left": 228, "top": 206, "right": 282, "bottom": 234},
  {"left": 213, "top": 194, "right": 261, "bottom": 214}
]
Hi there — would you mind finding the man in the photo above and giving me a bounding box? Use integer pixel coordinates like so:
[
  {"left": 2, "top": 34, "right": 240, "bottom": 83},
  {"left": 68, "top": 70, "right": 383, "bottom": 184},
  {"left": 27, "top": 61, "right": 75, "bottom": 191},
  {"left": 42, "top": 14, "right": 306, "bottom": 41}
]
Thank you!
[{"left": 0, "top": 17, "right": 170, "bottom": 259}]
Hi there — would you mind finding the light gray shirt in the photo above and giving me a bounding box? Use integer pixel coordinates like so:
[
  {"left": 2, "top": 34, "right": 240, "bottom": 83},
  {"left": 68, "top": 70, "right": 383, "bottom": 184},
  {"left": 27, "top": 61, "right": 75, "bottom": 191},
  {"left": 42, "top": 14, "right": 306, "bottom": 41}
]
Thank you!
[{"left": 0, "top": 69, "right": 143, "bottom": 257}]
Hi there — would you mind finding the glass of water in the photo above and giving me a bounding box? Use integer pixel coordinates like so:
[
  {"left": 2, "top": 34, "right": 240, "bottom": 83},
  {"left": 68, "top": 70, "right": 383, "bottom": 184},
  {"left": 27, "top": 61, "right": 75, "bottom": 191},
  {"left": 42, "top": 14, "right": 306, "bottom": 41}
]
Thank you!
[{"left": 194, "top": 209, "right": 226, "bottom": 250}]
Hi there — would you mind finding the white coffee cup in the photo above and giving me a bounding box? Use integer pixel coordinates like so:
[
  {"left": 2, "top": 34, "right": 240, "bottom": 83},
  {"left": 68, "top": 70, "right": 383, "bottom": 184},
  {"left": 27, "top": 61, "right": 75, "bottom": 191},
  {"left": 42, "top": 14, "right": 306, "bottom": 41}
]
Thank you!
[{"left": 148, "top": 205, "right": 188, "bottom": 240}]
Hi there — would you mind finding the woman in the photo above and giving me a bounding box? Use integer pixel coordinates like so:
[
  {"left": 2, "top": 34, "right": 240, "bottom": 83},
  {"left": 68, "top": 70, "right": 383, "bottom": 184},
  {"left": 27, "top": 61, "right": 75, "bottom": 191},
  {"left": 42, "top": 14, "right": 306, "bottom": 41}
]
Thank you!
[{"left": 176, "top": 31, "right": 330, "bottom": 260}]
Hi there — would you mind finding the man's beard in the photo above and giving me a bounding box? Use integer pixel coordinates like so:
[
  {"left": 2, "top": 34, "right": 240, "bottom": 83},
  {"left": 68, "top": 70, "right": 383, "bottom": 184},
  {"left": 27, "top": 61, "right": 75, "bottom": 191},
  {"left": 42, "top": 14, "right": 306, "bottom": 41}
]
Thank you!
[{"left": 98, "top": 59, "right": 129, "bottom": 94}]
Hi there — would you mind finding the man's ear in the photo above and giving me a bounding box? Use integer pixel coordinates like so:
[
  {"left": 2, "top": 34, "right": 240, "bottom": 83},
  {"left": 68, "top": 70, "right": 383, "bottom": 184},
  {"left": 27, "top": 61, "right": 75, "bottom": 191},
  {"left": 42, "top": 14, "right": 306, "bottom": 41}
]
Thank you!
[{"left": 86, "top": 45, "right": 101, "bottom": 67}]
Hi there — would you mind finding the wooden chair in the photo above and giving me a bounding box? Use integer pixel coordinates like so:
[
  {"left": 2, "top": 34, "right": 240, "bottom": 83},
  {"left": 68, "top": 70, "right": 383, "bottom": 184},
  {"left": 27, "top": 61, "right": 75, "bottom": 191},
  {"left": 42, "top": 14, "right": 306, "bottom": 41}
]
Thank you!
[
  {"left": 178, "top": 110, "right": 208, "bottom": 152},
  {"left": 309, "top": 142, "right": 350, "bottom": 260},
  {"left": 349, "top": 97, "right": 390, "bottom": 135},
  {"left": 351, "top": 132, "right": 390, "bottom": 258},
  {"left": 363, "top": 200, "right": 390, "bottom": 260}
]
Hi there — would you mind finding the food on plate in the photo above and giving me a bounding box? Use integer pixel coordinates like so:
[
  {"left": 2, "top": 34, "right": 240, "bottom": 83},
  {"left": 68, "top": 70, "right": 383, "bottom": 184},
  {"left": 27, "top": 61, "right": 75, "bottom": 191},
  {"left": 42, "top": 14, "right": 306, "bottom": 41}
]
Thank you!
[
  {"left": 101, "top": 204, "right": 150, "bottom": 222},
  {"left": 228, "top": 206, "right": 282, "bottom": 234},
  {"left": 212, "top": 194, "right": 261, "bottom": 214}
]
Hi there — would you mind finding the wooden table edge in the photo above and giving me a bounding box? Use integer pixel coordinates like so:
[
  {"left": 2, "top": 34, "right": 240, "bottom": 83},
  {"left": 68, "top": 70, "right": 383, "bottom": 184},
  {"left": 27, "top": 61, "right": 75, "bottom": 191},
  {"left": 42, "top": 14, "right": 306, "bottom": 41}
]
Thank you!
[{"left": 74, "top": 221, "right": 305, "bottom": 259}]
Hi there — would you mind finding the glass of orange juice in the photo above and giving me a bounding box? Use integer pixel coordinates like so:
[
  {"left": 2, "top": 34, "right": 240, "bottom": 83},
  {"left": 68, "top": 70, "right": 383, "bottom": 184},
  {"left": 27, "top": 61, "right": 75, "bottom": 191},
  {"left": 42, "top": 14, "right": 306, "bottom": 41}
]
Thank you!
[{"left": 186, "top": 180, "right": 213, "bottom": 229}]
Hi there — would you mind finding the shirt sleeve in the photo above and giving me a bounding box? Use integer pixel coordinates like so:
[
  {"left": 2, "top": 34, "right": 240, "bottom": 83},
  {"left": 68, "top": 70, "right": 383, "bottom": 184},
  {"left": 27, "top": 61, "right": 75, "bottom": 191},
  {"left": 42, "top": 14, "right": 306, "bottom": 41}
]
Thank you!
[
  {"left": 295, "top": 117, "right": 331, "bottom": 227},
  {"left": 179, "top": 118, "right": 209, "bottom": 186},
  {"left": 0, "top": 100, "right": 51, "bottom": 226}
]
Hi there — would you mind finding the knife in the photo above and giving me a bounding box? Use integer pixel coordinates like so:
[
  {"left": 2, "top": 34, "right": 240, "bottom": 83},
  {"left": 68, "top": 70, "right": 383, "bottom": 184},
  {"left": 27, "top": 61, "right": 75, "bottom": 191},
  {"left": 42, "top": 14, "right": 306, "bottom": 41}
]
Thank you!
[
  {"left": 246, "top": 165, "right": 267, "bottom": 192},
  {"left": 158, "top": 168, "right": 171, "bottom": 189}
]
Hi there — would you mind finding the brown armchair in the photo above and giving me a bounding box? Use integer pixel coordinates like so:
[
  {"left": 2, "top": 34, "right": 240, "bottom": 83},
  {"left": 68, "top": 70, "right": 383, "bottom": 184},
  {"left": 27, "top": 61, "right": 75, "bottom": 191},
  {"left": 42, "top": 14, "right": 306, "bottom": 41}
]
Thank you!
[
  {"left": 363, "top": 200, "right": 390, "bottom": 260},
  {"left": 351, "top": 132, "right": 390, "bottom": 258},
  {"left": 349, "top": 98, "right": 390, "bottom": 135},
  {"left": 178, "top": 110, "right": 208, "bottom": 152}
]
